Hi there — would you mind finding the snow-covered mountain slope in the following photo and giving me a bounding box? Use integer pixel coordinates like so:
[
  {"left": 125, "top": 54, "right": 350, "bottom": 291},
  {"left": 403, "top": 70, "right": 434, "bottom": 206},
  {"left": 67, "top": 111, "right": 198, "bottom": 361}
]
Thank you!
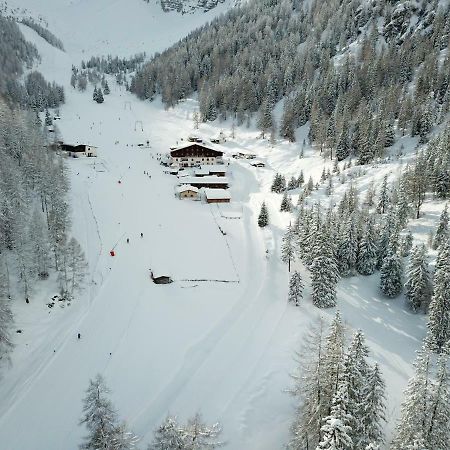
[
  {"left": 4, "top": 0, "right": 236, "bottom": 60},
  {"left": 0, "top": 1, "right": 447, "bottom": 450}
]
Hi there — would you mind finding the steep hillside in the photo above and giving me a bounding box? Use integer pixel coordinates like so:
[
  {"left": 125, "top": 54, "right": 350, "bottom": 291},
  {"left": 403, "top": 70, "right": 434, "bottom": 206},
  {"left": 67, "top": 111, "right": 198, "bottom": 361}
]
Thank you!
[{"left": 132, "top": 0, "right": 450, "bottom": 164}]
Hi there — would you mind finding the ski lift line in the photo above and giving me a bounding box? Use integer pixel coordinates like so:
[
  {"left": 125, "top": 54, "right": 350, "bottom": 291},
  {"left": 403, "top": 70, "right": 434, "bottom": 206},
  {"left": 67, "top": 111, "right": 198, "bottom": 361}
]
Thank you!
[{"left": 111, "top": 232, "right": 126, "bottom": 251}]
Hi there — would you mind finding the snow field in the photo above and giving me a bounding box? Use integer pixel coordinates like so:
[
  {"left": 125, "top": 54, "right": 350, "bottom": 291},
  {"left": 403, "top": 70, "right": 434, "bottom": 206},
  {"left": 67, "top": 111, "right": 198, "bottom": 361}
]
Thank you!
[{"left": 0, "top": 3, "right": 448, "bottom": 449}]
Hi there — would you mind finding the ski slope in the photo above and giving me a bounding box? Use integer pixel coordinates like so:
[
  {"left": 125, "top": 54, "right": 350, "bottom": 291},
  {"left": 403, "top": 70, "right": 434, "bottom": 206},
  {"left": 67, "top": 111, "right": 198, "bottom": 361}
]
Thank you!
[{"left": 0, "top": 2, "right": 441, "bottom": 449}]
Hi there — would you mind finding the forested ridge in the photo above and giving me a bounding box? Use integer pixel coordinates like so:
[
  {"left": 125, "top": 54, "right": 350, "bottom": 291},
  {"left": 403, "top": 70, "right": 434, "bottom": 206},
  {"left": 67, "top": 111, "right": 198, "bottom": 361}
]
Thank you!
[
  {"left": 132, "top": 0, "right": 450, "bottom": 164},
  {"left": 0, "top": 14, "right": 85, "bottom": 375}
]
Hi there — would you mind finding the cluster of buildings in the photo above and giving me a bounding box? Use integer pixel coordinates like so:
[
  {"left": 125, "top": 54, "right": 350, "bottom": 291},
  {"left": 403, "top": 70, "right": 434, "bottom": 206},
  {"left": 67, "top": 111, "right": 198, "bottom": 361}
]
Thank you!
[{"left": 167, "top": 141, "right": 231, "bottom": 204}]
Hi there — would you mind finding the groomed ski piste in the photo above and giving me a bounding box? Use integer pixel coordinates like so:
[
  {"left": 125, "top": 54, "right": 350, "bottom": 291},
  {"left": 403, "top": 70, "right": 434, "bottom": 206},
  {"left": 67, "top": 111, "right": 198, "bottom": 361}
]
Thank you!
[{"left": 0, "top": 1, "right": 442, "bottom": 448}]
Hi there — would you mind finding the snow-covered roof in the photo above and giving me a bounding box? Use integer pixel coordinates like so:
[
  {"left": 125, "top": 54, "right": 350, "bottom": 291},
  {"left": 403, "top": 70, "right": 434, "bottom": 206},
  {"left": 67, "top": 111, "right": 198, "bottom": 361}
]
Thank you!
[
  {"left": 179, "top": 176, "right": 229, "bottom": 185},
  {"left": 200, "top": 164, "right": 227, "bottom": 173},
  {"left": 203, "top": 188, "right": 231, "bottom": 200},
  {"left": 176, "top": 185, "right": 199, "bottom": 193},
  {"left": 170, "top": 142, "right": 221, "bottom": 153},
  {"left": 195, "top": 168, "right": 210, "bottom": 176}
]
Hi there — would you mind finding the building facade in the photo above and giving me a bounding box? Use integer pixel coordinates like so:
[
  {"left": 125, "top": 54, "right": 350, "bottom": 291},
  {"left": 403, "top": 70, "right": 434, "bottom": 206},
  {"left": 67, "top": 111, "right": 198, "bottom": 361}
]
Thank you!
[{"left": 170, "top": 143, "right": 224, "bottom": 167}]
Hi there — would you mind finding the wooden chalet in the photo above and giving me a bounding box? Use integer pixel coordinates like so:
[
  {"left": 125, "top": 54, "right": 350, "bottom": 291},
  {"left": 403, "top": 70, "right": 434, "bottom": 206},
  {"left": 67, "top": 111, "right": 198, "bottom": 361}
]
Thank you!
[{"left": 170, "top": 143, "right": 223, "bottom": 167}]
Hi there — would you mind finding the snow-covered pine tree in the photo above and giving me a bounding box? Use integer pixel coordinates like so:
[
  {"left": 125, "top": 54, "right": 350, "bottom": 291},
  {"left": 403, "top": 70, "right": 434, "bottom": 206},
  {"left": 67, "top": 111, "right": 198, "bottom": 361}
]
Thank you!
[
  {"left": 184, "top": 413, "right": 223, "bottom": 449},
  {"left": 288, "top": 271, "right": 303, "bottom": 306},
  {"left": 96, "top": 88, "right": 104, "bottom": 104},
  {"left": 289, "top": 318, "right": 327, "bottom": 449},
  {"left": 148, "top": 416, "right": 185, "bottom": 450},
  {"left": 258, "top": 202, "right": 269, "bottom": 228},
  {"left": 376, "top": 175, "right": 389, "bottom": 215},
  {"left": 379, "top": 245, "right": 403, "bottom": 298},
  {"left": 281, "top": 225, "right": 296, "bottom": 271},
  {"left": 426, "top": 240, "right": 450, "bottom": 353},
  {"left": 424, "top": 352, "right": 450, "bottom": 450},
  {"left": 257, "top": 100, "right": 273, "bottom": 139},
  {"left": 391, "top": 347, "right": 450, "bottom": 450},
  {"left": 376, "top": 211, "right": 397, "bottom": 270},
  {"left": 432, "top": 204, "right": 449, "bottom": 250},
  {"left": 29, "top": 208, "right": 51, "bottom": 279},
  {"left": 288, "top": 176, "right": 298, "bottom": 190},
  {"left": 405, "top": 244, "right": 432, "bottom": 312},
  {"left": 280, "top": 191, "right": 293, "bottom": 212},
  {"left": 297, "top": 170, "right": 304, "bottom": 186},
  {"left": 356, "top": 215, "right": 378, "bottom": 276},
  {"left": 103, "top": 81, "right": 110, "bottom": 95},
  {"left": 396, "top": 180, "right": 411, "bottom": 230},
  {"left": 65, "top": 237, "right": 88, "bottom": 295},
  {"left": 341, "top": 330, "right": 370, "bottom": 449},
  {"left": 336, "top": 128, "right": 350, "bottom": 161},
  {"left": 311, "top": 225, "right": 339, "bottom": 308},
  {"left": 322, "top": 311, "right": 346, "bottom": 418},
  {"left": 79, "top": 374, "right": 138, "bottom": 450},
  {"left": 92, "top": 86, "right": 98, "bottom": 102},
  {"left": 362, "top": 364, "right": 386, "bottom": 447},
  {"left": 44, "top": 109, "right": 52, "bottom": 126},
  {"left": 316, "top": 384, "right": 353, "bottom": 450},
  {"left": 306, "top": 176, "right": 314, "bottom": 194},
  {"left": 336, "top": 215, "right": 358, "bottom": 277},
  {"left": 399, "top": 230, "right": 413, "bottom": 257},
  {"left": 0, "top": 266, "right": 13, "bottom": 371},
  {"left": 271, "top": 173, "right": 286, "bottom": 193}
]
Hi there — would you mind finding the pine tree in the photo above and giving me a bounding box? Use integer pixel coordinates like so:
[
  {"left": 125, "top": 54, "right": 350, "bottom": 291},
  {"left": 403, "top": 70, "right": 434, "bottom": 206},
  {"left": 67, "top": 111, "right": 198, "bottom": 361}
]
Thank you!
[
  {"left": 336, "top": 216, "right": 358, "bottom": 277},
  {"left": 103, "top": 81, "right": 110, "bottom": 95},
  {"left": 396, "top": 180, "right": 411, "bottom": 230},
  {"left": 148, "top": 416, "right": 185, "bottom": 450},
  {"left": 376, "top": 176, "right": 389, "bottom": 215},
  {"left": 432, "top": 205, "right": 449, "bottom": 250},
  {"left": 426, "top": 240, "right": 450, "bottom": 353},
  {"left": 311, "top": 226, "right": 339, "bottom": 308},
  {"left": 96, "top": 88, "right": 104, "bottom": 104},
  {"left": 341, "top": 330, "right": 370, "bottom": 448},
  {"left": 356, "top": 216, "right": 378, "bottom": 276},
  {"left": 379, "top": 246, "right": 403, "bottom": 298},
  {"left": 0, "top": 292, "right": 13, "bottom": 371},
  {"left": 322, "top": 311, "right": 346, "bottom": 418},
  {"left": 92, "top": 86, "right": 98, "bottom": 102},
  {"left": 405, "top": 244, "right": 432, "bottom": 312},
  {"left": 184, "top": 413, "right": 223, "bottom": 449},
  {"left": 336, "top": 128, "right": 350, "bottom": 161},
  {"left": 258, "top": 202, "right": 269, "bottom": 228},
  {"left": 297, "top": 170, "right": 304, "bottom": 186},
  {"left": 362, "top": 364, "right": 386, "bottom": 447},
  {"left": 271, "top": 173, "right": 287, "bottom": 193},
  {"left": 399, "top": 230, "right": 413, "bottom": 257},
  {"left": 44, "top": 109, "right": 52, "bottom": 126},
  {"left": 316, "top": 385, "right": 353, "bottom": 450},
  {"left": 288, "top": 176, "right": 298, "bottom": 190},
  {"left": 79, "top": 374, "right": 138, "bottom": 450},
  {"left": 391, "top": 348, "right": 450, "bottom": 450},
  {"left": 289, "top": 318, "right": 327, "bottom": 449},
  {"left": 280, "top": 191, "right": 293, "bottom": 212},
  {"left": 288, "top": 271, "right": 303, "bottom": 306},
  {"left": 426, "top": 352, "right": 450, "bottom": 450},
  {"left": 281, "top": 225, "right": 296, "bottom": 271},
  {"left": 257, "top": 100, "right": 273, "bottom": 139}
]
